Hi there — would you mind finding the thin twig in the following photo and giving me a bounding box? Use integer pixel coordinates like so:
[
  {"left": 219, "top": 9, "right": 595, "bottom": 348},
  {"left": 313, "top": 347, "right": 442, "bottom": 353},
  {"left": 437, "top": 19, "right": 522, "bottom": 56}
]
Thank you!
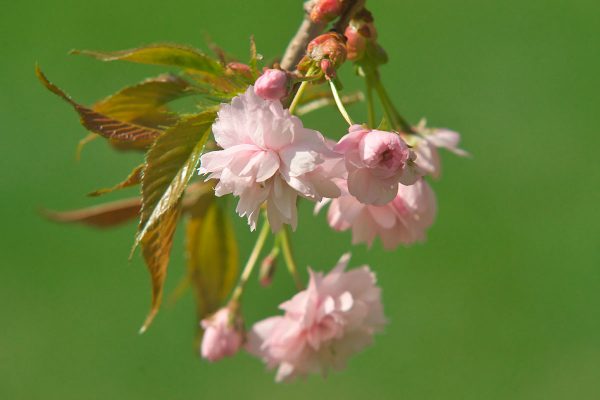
[{"left": 280, "top": 0, "right": 366, "bottom": 72}]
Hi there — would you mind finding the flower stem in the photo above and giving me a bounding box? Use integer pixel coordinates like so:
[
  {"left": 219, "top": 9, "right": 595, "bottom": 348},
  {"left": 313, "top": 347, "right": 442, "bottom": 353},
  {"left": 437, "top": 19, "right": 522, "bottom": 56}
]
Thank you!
[
  {"left": 289, "top": 80, "right": 309, "bottom": 115},
  {"left": 230, "top": 218, "right": 271, "bottom": 303},
  {"left": 371, "top": 74, "right": 413, "bottom": 133},
  {"left": 329, "top": 79, "right": 354, "bottom": 126},
  {"left": 279, "top": 226, "right": 304, "bottom": 290},
  {"left": 365, "top": 79, "right": 376, "bottom": 128}
]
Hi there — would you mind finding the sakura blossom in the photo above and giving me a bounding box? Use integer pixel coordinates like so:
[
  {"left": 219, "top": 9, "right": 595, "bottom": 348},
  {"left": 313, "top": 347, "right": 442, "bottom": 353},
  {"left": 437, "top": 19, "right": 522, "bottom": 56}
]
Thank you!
[
  {"left": 200, "top": 307, "right": 244, "bottom": 362},
  {"left": 321, "top": 179, "right": 437, "bottom": 250},
  {"left": 254, "top": 69, "right": 289, "bottom": 101},
  {"left": 199, "top": 87, "right": 341, "bottom": 232},
  {"left": 247, "top": 254, "right": 387, "bottom": 382},
  {"left": 409, "top": 119, "right": 469, "bottom": 179},
  {"left": 334, "top": 124, "right": 422, "bottom": 205}
]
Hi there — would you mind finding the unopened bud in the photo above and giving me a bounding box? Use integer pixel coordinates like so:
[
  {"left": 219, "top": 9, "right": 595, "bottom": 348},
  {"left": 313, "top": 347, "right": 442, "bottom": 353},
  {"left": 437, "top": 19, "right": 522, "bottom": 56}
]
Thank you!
[
  {"left": 254, "top": 69, "right": 289, "bottom": 101},
  {"left": 299, "top": 32, "right": 347, "bottom": 79},
  {"left": 310, "top": 0, "right": 344, "bottom": 24},
  {"left": 226, "top": 62, "right": 253, "bottom": 79},
  {"left": 259, "top": 249, "right": 279, "bottom": 287},
  {"left": 200, "top": 307, "right": 244, "bottom": 362},
  {"left": 344, "top": 9, "right": 387, "bottom": 64}
]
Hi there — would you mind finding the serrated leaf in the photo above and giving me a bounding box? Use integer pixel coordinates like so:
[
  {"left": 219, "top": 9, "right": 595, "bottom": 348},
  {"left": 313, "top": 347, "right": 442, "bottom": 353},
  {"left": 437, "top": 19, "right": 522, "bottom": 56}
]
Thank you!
[
  {"left": 93, "top": 74, "right": 192, "bottom": 128},
  {"left": 138, "top": 204, "right": 181, "bottom": 333},
  {"left": 72, "top": 44, "right": 224, "bottom": 75},
  {"left": 135, "top": 111, "right": 216, "bottom": 332},
  {"left": 186, "top": 201, "right": 239, "bottom": 320},
  {"left": 88, "top": 164, "right": 144, "bottom": 197},
  {"left": 37, "top": 67, "right": 162, "bottom": 147},
  {"left": 43, "top": 197, "right": 141, "bottom": 228}
]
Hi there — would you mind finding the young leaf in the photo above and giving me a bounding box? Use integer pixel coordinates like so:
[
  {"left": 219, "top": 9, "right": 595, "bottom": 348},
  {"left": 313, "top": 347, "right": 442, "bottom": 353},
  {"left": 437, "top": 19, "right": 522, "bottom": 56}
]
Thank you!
[
  {"left": 134, "top": 110, "right": 217, "bottom": 332},
  {"left": 186, "top": 201, "right": 239, "bottom": 320},
  {"left": 43, "top": 197, "right": 141, "bottom": 228},
  {"left": 139, "top": 205, "right": 181, "bottom": 333},
  {"left": 93, "top": 74, "right": 193, "bottom": 128},
  {"left": 88, "top": 164, "right": 144, "bottom": 197},
  {"left": 72, "top": 44, "right": 224, "bottom": 75},
  {"left": 36, "top": 67, "right": 162, "bottom": 147}
]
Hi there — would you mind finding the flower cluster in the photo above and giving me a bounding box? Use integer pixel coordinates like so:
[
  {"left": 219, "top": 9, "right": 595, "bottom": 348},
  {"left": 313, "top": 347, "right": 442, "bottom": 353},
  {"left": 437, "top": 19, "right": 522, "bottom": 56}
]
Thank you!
[{"left": 39, "top": 0, "right": 469, "bottom": 386}]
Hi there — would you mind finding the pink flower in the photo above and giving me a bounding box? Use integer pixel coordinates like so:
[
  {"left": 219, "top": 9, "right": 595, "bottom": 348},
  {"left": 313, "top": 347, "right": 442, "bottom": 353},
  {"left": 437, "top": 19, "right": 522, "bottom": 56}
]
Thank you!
[
  {"left": 199, "top": 87, "right": 341, "bottom": 231},
  {"left": 200, "top": 307, "right": 243, "bottom": 362},
  {"left": 321, "top": 179, "right": 437, "bottom": 250},
  {"left": 334, "top": 124, "right": 421, "bottom": 205},
  {"left": 247, "top": 254, "right": 386, "bottom": 382},
  {"left": 254, "top": 69, "right": 289, "bottom": 101},
  {"left": 410, "top": 119, "right": 469, "bottom": 179}
]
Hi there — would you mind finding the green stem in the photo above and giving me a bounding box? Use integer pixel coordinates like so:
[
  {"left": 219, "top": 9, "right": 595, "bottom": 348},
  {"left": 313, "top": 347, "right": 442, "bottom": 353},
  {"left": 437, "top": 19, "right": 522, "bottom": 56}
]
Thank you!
[
  {"left": 373, "top": 77, "right": 410, "bottom": 132},
  {"left": 329, "top": 80, "right": 354, "bottom": 125},
  {"left": 365, "top": 79, "right": 376, "bottom": 128},
  {"left": 289, "top": 80, "right": 309, "bottom": 115},
  {"left": 279, "top": 226, "right": 304, "bottom": 290},
  {"left": 230, "top": 219, "right": 271, "bottom": 303}
]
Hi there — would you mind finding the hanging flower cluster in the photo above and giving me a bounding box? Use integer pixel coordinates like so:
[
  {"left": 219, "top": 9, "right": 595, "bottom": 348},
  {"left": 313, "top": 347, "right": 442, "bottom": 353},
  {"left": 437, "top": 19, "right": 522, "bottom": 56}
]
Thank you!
[{"left": 39, "top": 0, "right": 467, "bottom": 383}]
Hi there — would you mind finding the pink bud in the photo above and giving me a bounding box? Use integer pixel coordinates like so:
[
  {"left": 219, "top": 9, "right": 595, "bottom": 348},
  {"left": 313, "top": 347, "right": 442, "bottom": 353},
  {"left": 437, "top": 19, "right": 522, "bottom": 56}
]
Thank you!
[
  {"left": 254, "top": 69, "right": 288, "bottom": 101},
  {"left": 310, "top": 0, "right": 343, "bottom": 23},
  {"left": 200, "top": 307, "right": 243, "bottom": 362}
]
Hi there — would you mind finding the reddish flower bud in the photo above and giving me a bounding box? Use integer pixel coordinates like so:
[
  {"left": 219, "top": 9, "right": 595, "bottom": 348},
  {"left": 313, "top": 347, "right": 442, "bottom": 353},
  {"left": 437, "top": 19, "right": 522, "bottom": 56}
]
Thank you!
[
  {"left": 310, "top": 0, "right": 344, "bottom": 24},
  {"left": 254, "top": 69, "right": 289, "bottom": 101},
  {"left": 344, "top": 9, "right": 387, "bottom": 64},
  {"left": 259, "top": 253, "right": 278, "bottom": 287},
  {"left": 226, "top": 62, "right": 254, "bottom": 79},
  {"left": 299, "top": 32, "right": 347, "bottom": 79}
]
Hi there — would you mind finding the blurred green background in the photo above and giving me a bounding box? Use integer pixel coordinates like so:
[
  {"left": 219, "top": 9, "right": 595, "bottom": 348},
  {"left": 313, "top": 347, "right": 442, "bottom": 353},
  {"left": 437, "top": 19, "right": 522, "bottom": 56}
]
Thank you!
[{"left": 2, "top": 0, "right": 599, "bottom": 398}]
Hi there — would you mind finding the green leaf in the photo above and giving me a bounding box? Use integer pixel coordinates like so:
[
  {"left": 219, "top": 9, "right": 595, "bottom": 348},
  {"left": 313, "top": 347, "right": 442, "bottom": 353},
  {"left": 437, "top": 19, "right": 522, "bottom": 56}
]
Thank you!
[
  {"left": 186, "top": 200, "right": 239, "bottom": 320},
  {"left": 72, "top": 43, "right": 224, "bottom": 75},
  {"left": 93, "top": 73, "right": 193, "bottom": 129},
  {"left": 42, "top": 197, "right": 141, "bottom": 228},
  {"left": 88, "top": 164, "right": 144, "bottom": 197},
  {"left": 36, "top": 67, "right": 162, "bottom": 147},
  {"left": 134, "top": 110, "right": 217, "bottom": 332}
]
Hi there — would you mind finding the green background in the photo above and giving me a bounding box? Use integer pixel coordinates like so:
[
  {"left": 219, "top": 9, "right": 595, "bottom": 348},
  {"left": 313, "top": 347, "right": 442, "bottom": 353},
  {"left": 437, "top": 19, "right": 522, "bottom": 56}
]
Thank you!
[{"left": 2, "top": 0, "right": 599, "bottom": 398}]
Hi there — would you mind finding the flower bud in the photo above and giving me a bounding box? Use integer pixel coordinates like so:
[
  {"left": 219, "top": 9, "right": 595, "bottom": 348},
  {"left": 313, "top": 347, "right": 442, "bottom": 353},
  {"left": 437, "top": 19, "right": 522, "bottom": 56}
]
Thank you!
[
  {"left": 200, "top": 307, "right": 243, "bottom": 362},
  {"left": 259, "top": 250, "right": 278, "bottom": 287},
  {"left": 254, "top": 69, "right": 289, "bottom": 101},
  {"left": 310, "top": 0, "right": 344, "bottom": 24},
  {"left": 299, "top": 32, "right": 347, "bottom": 79},
  {"left": 225, "top": 62, "right": 253, "bottom": 80},
  {"left": 344, "top": 9, "right": 387, "bottom": 64}
]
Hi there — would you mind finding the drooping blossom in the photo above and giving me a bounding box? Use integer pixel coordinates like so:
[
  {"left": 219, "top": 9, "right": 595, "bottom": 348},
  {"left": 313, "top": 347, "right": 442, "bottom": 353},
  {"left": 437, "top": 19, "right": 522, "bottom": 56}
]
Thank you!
[
  {"left": 200, "top": 307, "right": 244, "bottom": 362},
  {"left": 334, "top": 124, "right": 421, "bottom": 205},
  {"left": 319, "top": 179, "right": 437, "bottom": 250},
  {"left": 247, "top": 254, "right": 387, "bottom": 382},
  {"left": 254, "top": 69, "right": 289, "bottom": 101},
  {"left": 199, "top": 87, "right": 341, "bottom": 231},
  {"left": 409, "top": 119, "right": 469, "bottom": 179}
]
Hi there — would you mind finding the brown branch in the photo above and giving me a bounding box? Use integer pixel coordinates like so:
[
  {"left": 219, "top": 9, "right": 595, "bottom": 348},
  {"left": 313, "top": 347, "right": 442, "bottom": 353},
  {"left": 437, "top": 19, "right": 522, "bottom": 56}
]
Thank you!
[
  {"left": 280, "top": 0, "right": 365, "bottom": 72},
  {"left": 280, "top": 1, "right": 325, "bottom": 71}
]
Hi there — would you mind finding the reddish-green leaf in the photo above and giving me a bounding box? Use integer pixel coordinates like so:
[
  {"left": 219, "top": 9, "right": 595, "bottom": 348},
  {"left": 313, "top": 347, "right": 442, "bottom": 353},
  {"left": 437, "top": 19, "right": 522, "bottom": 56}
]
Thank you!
[
  {"left": 134, "top": 110, "right": 217, "bottom": 332},
  {"left": 93, "top": 74, "right": 192, "bottom": 128},
  {"left": 36, "top": 67, "right": 162, "bottom": 147},
  {"left": 43, "top": 197, "right": 141, "bottom": 228},
  {"left": 72, "top": 44, "right": 224, "bottom": 75},
  {"left": 88, "top": 164, "right": 144, "bottom": 197}
]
